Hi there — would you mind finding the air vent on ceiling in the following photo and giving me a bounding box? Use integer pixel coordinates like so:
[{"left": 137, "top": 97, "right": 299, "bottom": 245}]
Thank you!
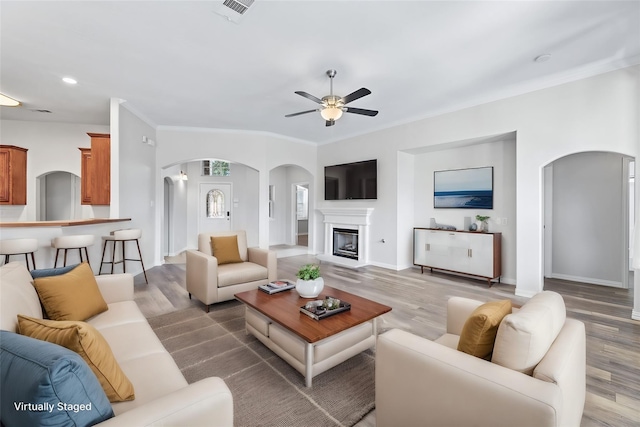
[{"left": 215, "top": 0, "right": 254, "bottom": 23}]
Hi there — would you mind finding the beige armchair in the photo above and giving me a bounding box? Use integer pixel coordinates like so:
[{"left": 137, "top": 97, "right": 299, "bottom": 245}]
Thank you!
[
  {"left": 186, "top": 231, "right": 277, "bottom": 312},
  {"left": 376, "top": 291, "right": 586, "bottom": 427}
]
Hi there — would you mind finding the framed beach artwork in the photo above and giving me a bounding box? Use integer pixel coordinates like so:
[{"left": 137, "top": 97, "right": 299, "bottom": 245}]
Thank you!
[{"left": 434, "top": 166, "right": 493, "bottom": 209}]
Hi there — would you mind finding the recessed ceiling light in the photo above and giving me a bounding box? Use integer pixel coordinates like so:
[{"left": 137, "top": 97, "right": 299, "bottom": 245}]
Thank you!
[
  {"left": 62, "top": 77, "right": 78, "bottom": 84},
  {"left": 534, "top": 54, "right": 552, "bottom": 63},
  {"left": 0, "top": 93, "right": 20, "bottom": 107}
]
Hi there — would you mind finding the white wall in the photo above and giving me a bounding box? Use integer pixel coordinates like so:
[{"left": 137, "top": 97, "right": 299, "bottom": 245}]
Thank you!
[
  {"left": 317, "top": 65, "right": 639, "bottom": 298},
  {"left": 44, "top": 171, "right": 74, "bottom": 221},
  {"left": 550, "top": 152, "right": 626, "bottom": 286},
  {"left": 411, "top": 138, "right": 517, "bottom": 282},
  {"left": 0, "top": 120, "right": 110, "bottom": 221},
  {"left": 115, "top": 104, "right": 157, "bottom": 276}
]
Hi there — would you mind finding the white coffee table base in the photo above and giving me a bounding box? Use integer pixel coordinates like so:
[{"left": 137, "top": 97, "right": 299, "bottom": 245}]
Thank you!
[{"left": 245, "top": 307, "right": 378, "bottom": 387}]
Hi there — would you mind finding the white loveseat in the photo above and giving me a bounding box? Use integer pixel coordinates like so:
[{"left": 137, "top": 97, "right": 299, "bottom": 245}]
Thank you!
[
  {"left": 376, "top": 291, "right": 586, "bottom": 427},
  {"left": 0, "top": 262, "right": 233, "bottom": 426}
]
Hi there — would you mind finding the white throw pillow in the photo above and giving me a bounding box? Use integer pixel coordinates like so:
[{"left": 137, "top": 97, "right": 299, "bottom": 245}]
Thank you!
[{"left": 491, "top": 291, "right": 566, "bottom": 375}]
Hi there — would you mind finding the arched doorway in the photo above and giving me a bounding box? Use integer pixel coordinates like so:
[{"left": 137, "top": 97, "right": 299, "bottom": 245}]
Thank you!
[
  {"left": 161, "top": 159, "right": 260, "bottom": 260},
  {"left": 36, "top": 171, "right": 80, "bottom": 221},
  {"left": 268, "top": 164, "right": 313, "bottom": 258},
  {"left": 543, "top": 151, "right": 635, "bottom": 289}
]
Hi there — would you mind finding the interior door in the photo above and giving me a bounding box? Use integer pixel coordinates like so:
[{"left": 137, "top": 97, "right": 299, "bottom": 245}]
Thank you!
[{"left": 198, "top": 183, "right": 232, "bottom": 234}]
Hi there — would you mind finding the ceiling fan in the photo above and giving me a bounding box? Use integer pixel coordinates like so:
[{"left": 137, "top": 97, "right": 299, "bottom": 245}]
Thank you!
[{"left": 285, "top": 69, "right": 378, "bottom": 127}]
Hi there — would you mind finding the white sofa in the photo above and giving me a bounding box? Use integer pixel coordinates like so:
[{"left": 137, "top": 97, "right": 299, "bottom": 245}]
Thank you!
[
  {"left": 0, "top": 262, "right": 233, "bottom": 426},
  {"left": 376, "top": 292, "right": 586, "bottom": 427},
  {"left": 186, "top": 230, "right": 277, "bottom": 312}
]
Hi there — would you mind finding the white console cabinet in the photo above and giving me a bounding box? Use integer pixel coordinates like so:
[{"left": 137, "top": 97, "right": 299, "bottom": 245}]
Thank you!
[{"left": 413, "top": 228, "right": 501, "bottom": 286}]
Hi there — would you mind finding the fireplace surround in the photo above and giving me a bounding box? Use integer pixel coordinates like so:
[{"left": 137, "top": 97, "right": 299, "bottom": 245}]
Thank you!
[{"left": 317, "top": 208, "right": 374, "bottom": 268}]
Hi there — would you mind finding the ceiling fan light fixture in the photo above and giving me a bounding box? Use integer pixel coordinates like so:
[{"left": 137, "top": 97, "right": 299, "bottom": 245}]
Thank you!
[
  {"left": 320, "top": 106, "right": 343, "bottom": 121},
  {"left": 0, "top": 93, "right": 21, "bottom": 107}
]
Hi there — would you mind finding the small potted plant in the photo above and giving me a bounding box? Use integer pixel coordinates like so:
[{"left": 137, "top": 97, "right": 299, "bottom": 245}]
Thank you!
[
  {"left": 295, "top": 264, "right": 324, "bottom": 298},
  {"left": 475, "top": 215, "right": 490, "bottom": 232}
]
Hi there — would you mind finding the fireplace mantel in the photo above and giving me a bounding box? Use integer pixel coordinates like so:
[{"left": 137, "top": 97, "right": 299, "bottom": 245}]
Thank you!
[{"left": 317, "top": 208, "right": 374, "bottom": 268}]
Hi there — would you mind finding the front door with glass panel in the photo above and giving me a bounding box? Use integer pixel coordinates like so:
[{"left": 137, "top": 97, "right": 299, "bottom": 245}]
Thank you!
[{"left": 199, "top": 183, "right": 232, "bottom": 234}]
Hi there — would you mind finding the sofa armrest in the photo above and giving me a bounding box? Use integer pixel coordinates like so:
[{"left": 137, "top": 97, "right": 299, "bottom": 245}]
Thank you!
[
  {"left": 376, "top": 329, "right": 562, "bottom": 427},
  {"left": 95, "top": 377, "right": 233, "bottom": 427},
  {"left": 95, "top": 274, "right": 134, "bottom": 304},
  {"left": 247, "top": 247, "right": 277, "bottom": 282},
  {"left": 446, "top": 297, "right": 484, "bottom": 335},
  {"left": 186, "top": 250, "right": 219, "bottom": 305}
]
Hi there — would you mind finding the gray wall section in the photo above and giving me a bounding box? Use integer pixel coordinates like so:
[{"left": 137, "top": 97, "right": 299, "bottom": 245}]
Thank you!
[{"left": 552, "top": 152, "right": 625, "bottom": 284}]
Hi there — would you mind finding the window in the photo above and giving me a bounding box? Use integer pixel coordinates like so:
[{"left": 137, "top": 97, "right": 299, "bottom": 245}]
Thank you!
[
  {"left": 296, "top": 185, "right": 308, "bottom": 220},
  {"left": 269, "top": 185, "right": 275, "bottom": 219},
  {"left": 206, "top": 189, "right": 225, "bottom": 218},
  {"left": 202, "top": 160, "right": 231, "bottom": 176}
]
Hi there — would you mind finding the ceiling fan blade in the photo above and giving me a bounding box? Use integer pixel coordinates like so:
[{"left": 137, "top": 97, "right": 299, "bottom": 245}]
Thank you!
[
  {"left": 295, "top": 91, "right": 323, "bottom": 104},
  {"left": 325, "top": 120, "right": 335, "bottom": 127},
  {"left": 340, "top": 88, "right": 371, "bottom": 105},
  {"left": 344, "top": 107, "right": 379, "bottom": 117},
  {"left": 285, "top": 109, "right": 318, "bottom": 118}
]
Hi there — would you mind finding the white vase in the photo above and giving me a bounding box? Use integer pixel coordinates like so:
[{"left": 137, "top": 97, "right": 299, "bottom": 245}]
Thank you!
[{"left": 296, "top": 277, "right": 324, "bottom": 298}]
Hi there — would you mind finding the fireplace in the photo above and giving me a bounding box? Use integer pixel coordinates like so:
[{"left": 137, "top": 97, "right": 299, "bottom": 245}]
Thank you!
[
  {"left": 333, "top": 228, "right": 359, "bottom": 260},
  {"left": 318, "top": 208, "right": 373, "bottom": 268}
]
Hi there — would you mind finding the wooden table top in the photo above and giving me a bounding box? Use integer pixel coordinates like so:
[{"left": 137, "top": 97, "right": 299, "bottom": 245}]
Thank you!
[{"left": 235, "top": 285, "right": 392, "bottom": 343}]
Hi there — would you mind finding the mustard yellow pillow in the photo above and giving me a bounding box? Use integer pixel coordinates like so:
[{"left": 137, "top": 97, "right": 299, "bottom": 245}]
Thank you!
[
  {"left": 17, "top": 315, "right": 135, "bottom": 402},
  {"left": 210, "top": 235, "right": 243, "bottom": 265},
  {"left": 32, "top": 262, "right": 108, "bottom": 321},
  {"left": 457, "top": 299, "right": 512, "bottom": 360}
]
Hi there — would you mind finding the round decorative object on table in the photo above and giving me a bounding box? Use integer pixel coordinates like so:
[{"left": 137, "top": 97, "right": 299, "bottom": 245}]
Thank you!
[
  {"left": 469, "top": 223, "right": 478, "bottom": 231},
  {"left": 296, "top": 277, "right": 324, "bottom": 298}
]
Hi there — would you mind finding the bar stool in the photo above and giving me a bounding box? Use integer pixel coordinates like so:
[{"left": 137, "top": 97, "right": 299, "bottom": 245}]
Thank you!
[
  {"left": 0, "top": 238, "right": 38, "bottom": 270},
  {"left": 99, "top": 228, "right": 148, "bottom": 283},
  {"left": 51, "top": 235, "right": 95, "bottom": 268}
]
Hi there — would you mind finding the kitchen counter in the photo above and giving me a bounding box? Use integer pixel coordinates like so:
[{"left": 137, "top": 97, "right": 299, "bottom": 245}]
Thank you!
[
  {"left": 0, "top": 218, "right": 131, "bottom": 227},
  {"left": 0, "top": 218, "right": 133, "bottom": 273}
]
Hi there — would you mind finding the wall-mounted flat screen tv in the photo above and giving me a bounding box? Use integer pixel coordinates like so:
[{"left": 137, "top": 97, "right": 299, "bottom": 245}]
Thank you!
[
  {"left": 325, "top": 159, "right": 377, "bottom": 200},
  {"left": 434, "top": 166, "right": 493, "bottom": 209}
]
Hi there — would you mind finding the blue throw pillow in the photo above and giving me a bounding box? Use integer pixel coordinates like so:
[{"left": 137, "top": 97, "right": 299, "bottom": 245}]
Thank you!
[
  {"left": 0, "top": 330, "right": 114, "bottom": 427},
  {"left": 30, "top": 263, "right": 79, "bottom": 279}
]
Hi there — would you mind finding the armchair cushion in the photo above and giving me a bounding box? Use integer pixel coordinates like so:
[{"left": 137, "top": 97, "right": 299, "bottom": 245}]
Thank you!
[
  {"left": 492, "top": 291, "right": 566, "bottom": 375},
  {"left": 32, "top": 263, "right": 108, "bottom": 321},
  {"left": 210, "top": 235, "right": 243, "bottom": 265},
  {"left": 17, "top": 315, "right": 135, "bottom": 402},
  {"left": 457, "top": 299, "right": 512, "bottom": 360},
  {"left": 217, "top": 262, "right": 268, "bottom": 287}
]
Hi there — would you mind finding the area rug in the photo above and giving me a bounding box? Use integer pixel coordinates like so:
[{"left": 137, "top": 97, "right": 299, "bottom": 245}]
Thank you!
[{"left": 147, "top": 301, "right": 375, "bottom": 427}]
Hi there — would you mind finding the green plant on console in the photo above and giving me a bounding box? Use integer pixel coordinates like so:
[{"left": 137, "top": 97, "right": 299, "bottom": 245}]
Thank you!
[
  {"left": 475, "top": 215, "right": 490, "bottom": 222},
  {"left": 297, "top": 264, "right": 321, "bottom": 280}
]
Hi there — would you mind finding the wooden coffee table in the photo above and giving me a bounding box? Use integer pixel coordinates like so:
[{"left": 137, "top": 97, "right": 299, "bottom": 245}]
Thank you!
[{"left": 235, "top": 285, "right": 391, "bottom": 387}]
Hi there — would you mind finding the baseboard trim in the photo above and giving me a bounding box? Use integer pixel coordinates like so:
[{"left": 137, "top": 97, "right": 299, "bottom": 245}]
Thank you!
[
  {"left": 549, "top": 273, "right": 623, "bottom": 288},
  {"left": 515, "top": 288, "right": 538, "bottom": 298},
  {"left": 632, "top": 310, "right": 640, "bottom": 321}
]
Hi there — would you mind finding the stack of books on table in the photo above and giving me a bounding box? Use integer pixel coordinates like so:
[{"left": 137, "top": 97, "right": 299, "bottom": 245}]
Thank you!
[{"left": 259, "top": 280, "right": 295, "bottom": 294}]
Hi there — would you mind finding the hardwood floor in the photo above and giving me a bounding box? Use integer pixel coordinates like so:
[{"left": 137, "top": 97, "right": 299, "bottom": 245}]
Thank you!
[{"left": 134, "top": 255, "right": 639, "bottom": 426}]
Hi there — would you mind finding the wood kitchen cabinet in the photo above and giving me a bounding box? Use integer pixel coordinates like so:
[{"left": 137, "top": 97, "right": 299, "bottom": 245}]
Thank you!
[
  {"left": 79, "top": 133, "right": 110, "bottom": 205},
  {"left": 0, "top": 145, "right": 28, "bottom": 205}
]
